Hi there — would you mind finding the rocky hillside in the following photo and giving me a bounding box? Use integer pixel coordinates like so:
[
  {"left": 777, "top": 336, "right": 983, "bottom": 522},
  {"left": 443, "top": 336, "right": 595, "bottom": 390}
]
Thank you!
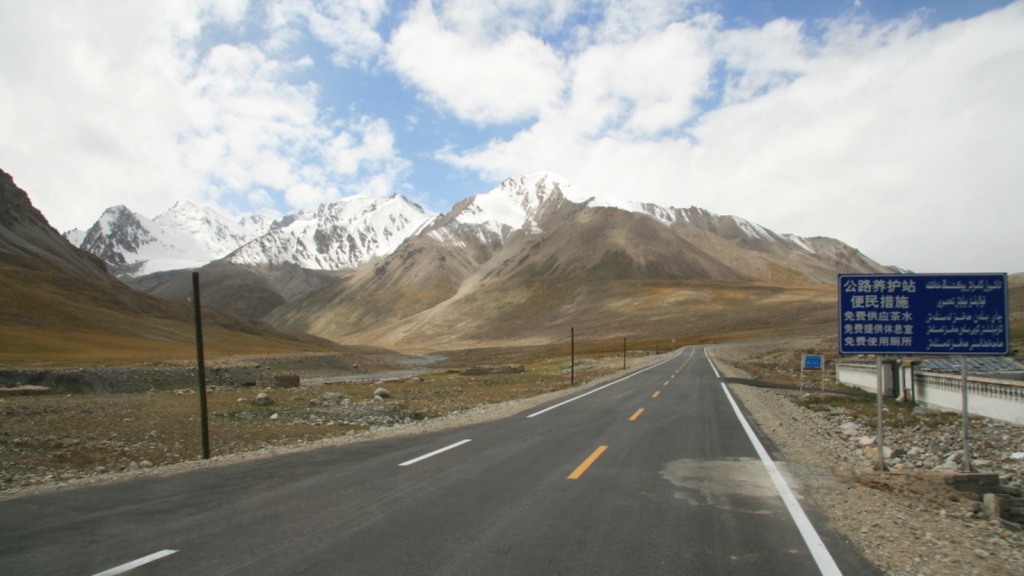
[
  {"left": 0, "top": 169, "right": 338, "bottom": 366},
  {"left": 266, "top": 172, "right": 894, "bottom": 348}
]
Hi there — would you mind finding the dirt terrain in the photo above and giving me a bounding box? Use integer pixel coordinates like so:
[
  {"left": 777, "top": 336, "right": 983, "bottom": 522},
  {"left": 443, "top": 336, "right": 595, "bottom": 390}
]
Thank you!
[
  {"left": 0, "top": 345, "right": 643, "bottom": 495},
  {"left": 711, "top": 341, "right": 1024, "bottom": 575}
]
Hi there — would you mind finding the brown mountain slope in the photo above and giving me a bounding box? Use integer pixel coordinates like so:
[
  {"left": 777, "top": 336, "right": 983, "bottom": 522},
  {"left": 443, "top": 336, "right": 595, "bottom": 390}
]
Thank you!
[
  {"left": 0, "top": 169, "right": 338, "bottom": 366},
  {"left": 124, "top": 261, "right": 350, "bottom": 320},
  {"left": 266, "top": 177, "right": 893, "bottom": 349}
]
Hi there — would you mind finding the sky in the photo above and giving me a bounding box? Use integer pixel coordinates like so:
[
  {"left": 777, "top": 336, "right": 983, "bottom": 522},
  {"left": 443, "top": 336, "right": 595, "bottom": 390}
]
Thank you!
[{"left": 1, "top": 0, "right": 1022, "bottom": 273}]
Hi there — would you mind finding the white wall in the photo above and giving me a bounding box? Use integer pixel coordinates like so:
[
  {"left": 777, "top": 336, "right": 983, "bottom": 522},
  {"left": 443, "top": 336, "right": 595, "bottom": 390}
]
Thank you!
[{"left": 837, "top": 361, "right": 1024, "bottom": 426}]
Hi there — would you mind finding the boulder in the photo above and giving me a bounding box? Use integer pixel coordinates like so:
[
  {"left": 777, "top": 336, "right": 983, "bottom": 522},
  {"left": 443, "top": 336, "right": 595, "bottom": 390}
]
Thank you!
[
  {"left": 322, "top": 392, "right": 344, "bottom": 402},
  {"left": 863, "top": 445, "right": 893, "bottom": 461},
  {"left": 255, "top": 392, "right": 273, "bottom": 405},
  {"left": 374, "top": 387, "right": 390, "bottom": 399}
]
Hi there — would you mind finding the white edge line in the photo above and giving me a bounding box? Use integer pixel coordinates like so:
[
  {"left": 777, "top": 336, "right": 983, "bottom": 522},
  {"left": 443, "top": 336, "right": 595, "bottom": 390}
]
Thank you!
[
  {"left": 705, "top": 347, "right": 721, "bottom": 378},
  {"left": 720, "top": 382, "right": 843, "bottom": 576},
  {"left": 398, "top": 439, "right": 472, "bottom": 467},
  {"left": 92, "top": 549, "right": 178, "bottom": 576},
  {"left": 526, "top": 348, "right": 686, "bottom": 418}
]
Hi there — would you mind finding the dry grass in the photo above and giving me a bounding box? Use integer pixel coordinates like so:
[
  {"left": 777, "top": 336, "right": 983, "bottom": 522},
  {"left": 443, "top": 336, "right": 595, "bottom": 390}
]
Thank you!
[{"left": 0, "top": 343, "right": 636, "bottom": 491}]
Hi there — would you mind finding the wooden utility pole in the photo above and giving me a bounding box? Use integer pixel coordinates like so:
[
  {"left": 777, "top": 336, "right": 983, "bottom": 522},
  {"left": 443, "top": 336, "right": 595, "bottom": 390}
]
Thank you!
[
  {"left": 623, "top": 337, "right": 627, "bottom": 370},
  {"left": 570, "top": 327, "right": 575, "bottom": 385},
  {"left": 192, "top": 272, "right": 211, "bottom": 460}
]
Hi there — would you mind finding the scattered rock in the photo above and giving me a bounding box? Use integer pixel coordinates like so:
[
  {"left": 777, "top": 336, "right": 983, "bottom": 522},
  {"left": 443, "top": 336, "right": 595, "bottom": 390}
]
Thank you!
[
  {"left": 255, "top": 393, "right": 273, "bottom": 406},
  {"left": 237, "top": 398, "right": 249, "bottom": 404},
  {"left": 323, "top": 392, "right": 344, "bottom": 402},
  {"left": 0, "top": 386, "right": 54, "bottom": 397},
  {"left": 373, "top": 388, "right": 390, "bottom": 399},
  {"left": 139, "top": 461, "right": 153, "bottom": 469},
  {"left": 863, "top": 445, "right": 893, "bottom": 461},
  {"left": 270, "top": 413, "right": 279, "bottom": 421}
]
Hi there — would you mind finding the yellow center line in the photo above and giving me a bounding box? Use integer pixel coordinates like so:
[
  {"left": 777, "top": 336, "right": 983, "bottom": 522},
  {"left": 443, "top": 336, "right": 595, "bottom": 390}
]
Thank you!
[
  {"left": 663, "top": 381, "right": 670, "bottom": 386},
  {"left": 568, "top": 446, "right": 608, "bottom": 480},
  {"left": 652, "top": 391, "right": 660, "bottom": 398},
  {"left": 629, "top": 408, "right": 644, "bottom": 421}
]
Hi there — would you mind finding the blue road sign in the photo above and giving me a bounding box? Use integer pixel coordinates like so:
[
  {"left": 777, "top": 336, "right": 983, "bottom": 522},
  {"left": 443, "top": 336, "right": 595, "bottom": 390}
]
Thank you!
[
  {"left": 802, "top": 355, "right": 824, "bottom": 370},
  {"left": 838, "top": 274, "right": 1009, "bottom": 356}
]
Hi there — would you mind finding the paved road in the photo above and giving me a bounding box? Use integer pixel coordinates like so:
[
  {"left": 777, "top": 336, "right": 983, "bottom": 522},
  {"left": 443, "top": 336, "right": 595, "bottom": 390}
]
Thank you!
[{"left": 0, "top": 347, "right": 877, "bottom": 575}]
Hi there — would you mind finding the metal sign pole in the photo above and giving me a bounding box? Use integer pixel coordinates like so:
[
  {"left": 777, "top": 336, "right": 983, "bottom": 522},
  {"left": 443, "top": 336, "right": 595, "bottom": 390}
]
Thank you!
[
  {"left": 961, "top": 356, "right": 972, "bottom": 473},
  {"left": 874, "top": 356, "right": 887, "bottom": 471}
]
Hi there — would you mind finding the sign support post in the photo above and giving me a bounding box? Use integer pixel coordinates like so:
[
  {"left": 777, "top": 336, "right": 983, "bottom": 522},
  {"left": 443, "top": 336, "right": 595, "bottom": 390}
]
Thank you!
[
  {"left": 961, "top": 357, "right": 972, "bottom": 473},
  {"left": 874, "top": 356, "right": 887, "bottom": 471}
]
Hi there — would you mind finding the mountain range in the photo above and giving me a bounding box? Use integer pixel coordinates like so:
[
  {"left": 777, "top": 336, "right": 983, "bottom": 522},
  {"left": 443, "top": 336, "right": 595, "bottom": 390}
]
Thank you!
[
  {"left": 0, "top": 168, "right": 338, "bottom": 366},
  {"left": 60, "top": 170, "right": 893, "bottom": 349},
  {"left": 66, "top": 194, "right": 435, "bottom": 278}
]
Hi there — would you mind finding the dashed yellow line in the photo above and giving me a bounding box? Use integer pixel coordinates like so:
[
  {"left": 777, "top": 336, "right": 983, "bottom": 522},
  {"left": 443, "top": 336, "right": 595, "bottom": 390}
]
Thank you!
[
  {"left": 652, "top": 391, "right": 660, "bottom": 398},
  {"left": 628, "top": 408, "right": 645, "bottom": 421},
  {"left": 568, "top": 446, "right": 608, "bottom": 480}
]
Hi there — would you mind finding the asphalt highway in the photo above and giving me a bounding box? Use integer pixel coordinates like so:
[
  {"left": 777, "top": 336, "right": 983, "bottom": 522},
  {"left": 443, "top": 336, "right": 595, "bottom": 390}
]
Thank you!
[{"left": 0, "top": 347, "right": 878, "bottom": 575}]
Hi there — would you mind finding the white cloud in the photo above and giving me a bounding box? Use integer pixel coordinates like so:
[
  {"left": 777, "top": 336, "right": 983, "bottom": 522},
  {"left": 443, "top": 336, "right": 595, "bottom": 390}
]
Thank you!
[
  {"left": 0, "top": 0, "right": 406, "bottom": 229},
  {"left": 435, "top": 1, "right": 1024, "bottom": 273},
  {"left": 387, "top": 0, "right": 567, "bottom": 124},
  {"left": 265, "top": 0, "right": 387, "bottom": 67}
]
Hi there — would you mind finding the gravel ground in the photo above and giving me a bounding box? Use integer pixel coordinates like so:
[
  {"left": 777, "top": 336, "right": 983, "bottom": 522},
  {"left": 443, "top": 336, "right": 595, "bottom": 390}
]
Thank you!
[
  {"left": 720, "top": 368, "right": 1024, "bottom": 574},
  {"left": 0, "top": 353, "right": 674, "bottom": 501}
]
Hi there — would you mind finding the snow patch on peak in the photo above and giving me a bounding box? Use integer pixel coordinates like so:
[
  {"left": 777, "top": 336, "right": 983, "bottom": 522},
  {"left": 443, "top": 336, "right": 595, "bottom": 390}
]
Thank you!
[
  {"left": 731, "top": 216, "right": 776, "bottom": 242},
  {"left": 227, "top": 193, "right": 435, "bottom": 270},
  {"left": 782, "top": 233, "right": 816, "bottom": 253}
]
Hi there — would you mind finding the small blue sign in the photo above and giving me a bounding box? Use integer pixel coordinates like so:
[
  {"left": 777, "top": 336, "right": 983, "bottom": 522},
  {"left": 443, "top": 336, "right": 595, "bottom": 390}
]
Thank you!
[
  {"left": 838, "top": 274, "right": 1009, "bottom": 356},
  {"left": 802, "top": 355, "right": 824, "bottom": 370}
]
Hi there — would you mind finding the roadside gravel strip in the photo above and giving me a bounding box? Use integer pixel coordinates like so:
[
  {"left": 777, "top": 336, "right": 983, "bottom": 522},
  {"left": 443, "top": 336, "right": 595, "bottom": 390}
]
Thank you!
[
  {"left": 0, "top": 354, "right": 673, "bottom": 501},
  {"left": 709, "top": 349, "right": 1024, "bottom": 576}
]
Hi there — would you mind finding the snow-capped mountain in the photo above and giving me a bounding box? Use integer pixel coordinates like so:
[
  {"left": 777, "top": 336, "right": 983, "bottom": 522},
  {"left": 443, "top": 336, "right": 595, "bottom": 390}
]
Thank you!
[
  {"left": 429, "top": 171, "right": 821, "bottom": 256},
  {"left": 70, "top": 194, "right": 435, "bottom": 278},
  {"left": 72, "top": 202, "right": 270, "bottom": 277},
  {"left": 226, "top": 194, "right": 435, "bottom": 270}
]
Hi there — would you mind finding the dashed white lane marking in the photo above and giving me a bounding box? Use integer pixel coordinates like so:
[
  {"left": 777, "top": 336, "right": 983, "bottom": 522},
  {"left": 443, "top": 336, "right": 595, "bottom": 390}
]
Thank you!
[
  {"left": 399, "top": 439, "right": 472, "bottom": 466},
  {"left": 720, "top": 382, "right": 843, "bottom": 576},
  {"left": 92, "top": 549, "right": 178, "bottom": 576},
  {"left": 526, "top": 349, "right": 685, "bottom": 418}
]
